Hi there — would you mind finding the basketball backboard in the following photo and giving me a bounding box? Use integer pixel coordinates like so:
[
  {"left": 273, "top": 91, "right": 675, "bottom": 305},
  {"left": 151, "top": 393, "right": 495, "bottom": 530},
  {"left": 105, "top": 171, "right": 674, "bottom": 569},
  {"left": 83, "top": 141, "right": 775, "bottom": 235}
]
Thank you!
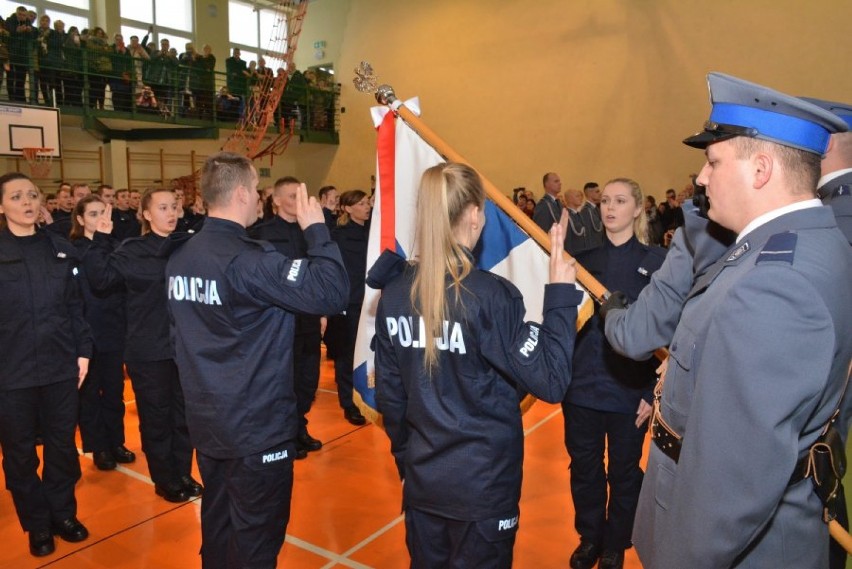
[{"left": 0, "top": 103, "right": 61, "bottom": 158}]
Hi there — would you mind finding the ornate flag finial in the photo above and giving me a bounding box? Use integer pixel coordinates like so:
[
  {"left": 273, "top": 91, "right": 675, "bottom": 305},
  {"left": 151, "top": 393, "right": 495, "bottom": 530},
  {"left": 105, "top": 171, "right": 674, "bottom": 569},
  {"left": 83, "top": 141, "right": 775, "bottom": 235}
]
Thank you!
[{"left": 353, "top": 61, "right": 377, "bottom": 93}]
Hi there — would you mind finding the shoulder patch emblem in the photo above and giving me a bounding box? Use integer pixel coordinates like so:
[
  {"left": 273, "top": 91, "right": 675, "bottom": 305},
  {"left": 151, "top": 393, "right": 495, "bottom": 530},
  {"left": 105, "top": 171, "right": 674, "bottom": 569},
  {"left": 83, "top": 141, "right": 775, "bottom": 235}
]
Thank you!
[
  {"left": 726, "top": 242, "right": 750, "bottom": 262},
  {"left": 756, "top": 232, "right": 797, "bottom": 265}
]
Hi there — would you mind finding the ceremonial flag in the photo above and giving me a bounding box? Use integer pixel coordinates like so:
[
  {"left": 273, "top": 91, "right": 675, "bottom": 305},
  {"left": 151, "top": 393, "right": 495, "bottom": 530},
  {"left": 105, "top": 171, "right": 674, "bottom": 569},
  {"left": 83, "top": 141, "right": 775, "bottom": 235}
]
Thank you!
[{"left": 352, "top": 102, "right": 592, "bottom": 422}]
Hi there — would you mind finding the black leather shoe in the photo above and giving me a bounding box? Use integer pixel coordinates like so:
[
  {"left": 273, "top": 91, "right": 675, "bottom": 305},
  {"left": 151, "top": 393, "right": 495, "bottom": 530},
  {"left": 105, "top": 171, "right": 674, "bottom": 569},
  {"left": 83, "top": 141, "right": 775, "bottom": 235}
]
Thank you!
[
  {"left": 343, "top": 407, "right": 366, "bottom": 426},
  {"left": 52, "top": 517, "right": 89, "bottom": 543},
  {"left": 113, "top": 445, "right": 136, "bottom": 463},
  {"left": 599, "top": 550, "right": 624, "bottom": 569},
  {"left": 28, "top": 529, "right": 54, "bottom": 557},
  {"left": 297, "top": 431, "right": 322, "bottom": 452},
  {"left": 569, "top": 541, "right": 600, "bottom": 569},
  {"left": 155, "top": 483, "right": 189, "bottom": 503},
  {"left": 179, "top": 475, "right": 203, "bottom": 497},
  {"left": 93, "top": 450, "right": 117, "bottom": 471}
]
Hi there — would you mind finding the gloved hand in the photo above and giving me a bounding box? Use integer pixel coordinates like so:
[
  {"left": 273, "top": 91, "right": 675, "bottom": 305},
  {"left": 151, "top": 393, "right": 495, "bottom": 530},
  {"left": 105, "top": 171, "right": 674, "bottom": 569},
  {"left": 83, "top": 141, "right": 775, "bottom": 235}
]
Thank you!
[{"left": 600, "top": 290, "right": 628, "bottom": 319}]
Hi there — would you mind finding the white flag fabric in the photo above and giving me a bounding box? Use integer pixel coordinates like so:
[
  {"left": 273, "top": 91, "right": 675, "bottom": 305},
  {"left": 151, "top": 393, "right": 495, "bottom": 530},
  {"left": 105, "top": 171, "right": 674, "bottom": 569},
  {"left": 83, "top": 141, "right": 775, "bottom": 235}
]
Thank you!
[{"left": 351, "top": 105, "right": 591, "bottom": 421}]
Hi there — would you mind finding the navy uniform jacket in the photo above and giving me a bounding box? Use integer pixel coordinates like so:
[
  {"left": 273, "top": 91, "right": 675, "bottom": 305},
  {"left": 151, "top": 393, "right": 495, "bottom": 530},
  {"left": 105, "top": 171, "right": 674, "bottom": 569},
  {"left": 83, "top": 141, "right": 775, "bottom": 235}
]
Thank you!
[
  {"left": 605, "top": 213, "right": 735, "bottom": 360},
  {"left": 372, "top": 250, "right": 584, "bottom": 521},
  {"left": 566, "top": 237, "right": 666, "bottom": 413},
  {"left": 72, "top": 237, "right": 126, "bottom": 354},
  {"left": 165, "top": 218, "right": 348, "bottom": 459},
  {"left": 111, "top": 208, "right": 141, "bottom": 241},
  {"left": 249, "top": 216, "right": 320, "bottom": 334},
  {"left": 633, "top": 206, "right": 852, "bottom": 569},
  {"left": 532, "top": 194, "right": 562, "bottom": 234},
  {"left": 0, "top": 228, "right": 92, "bottom": 390},
  {"left": 84, "top": 231, "right": 178, "bottom": 362},
  {"left": 332, "top": 221, "right": 368, "bottom": 307}
]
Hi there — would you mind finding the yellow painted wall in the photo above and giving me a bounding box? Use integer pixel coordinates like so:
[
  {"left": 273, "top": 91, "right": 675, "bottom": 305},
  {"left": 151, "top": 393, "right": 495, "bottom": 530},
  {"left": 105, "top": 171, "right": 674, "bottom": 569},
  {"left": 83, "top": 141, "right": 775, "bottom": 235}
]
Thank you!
[{"left": 325, "top": 0, "right": 852, "bottom": 200}]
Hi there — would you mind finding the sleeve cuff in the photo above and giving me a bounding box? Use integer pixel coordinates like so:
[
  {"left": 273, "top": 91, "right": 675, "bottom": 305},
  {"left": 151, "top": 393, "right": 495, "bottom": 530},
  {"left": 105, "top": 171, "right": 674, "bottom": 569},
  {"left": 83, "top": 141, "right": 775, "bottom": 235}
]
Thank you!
[
  {"left": 303, "top": 222, "right": 331, "bottom": 245},
  {"left": 542, "top": 283, "right": 585, "bottom": 311}
]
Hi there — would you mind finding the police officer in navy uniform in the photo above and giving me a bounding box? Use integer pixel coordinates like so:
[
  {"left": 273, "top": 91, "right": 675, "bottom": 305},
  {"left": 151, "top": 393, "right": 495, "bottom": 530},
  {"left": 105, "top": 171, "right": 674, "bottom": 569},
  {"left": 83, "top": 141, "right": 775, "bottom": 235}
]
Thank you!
[
  {"left": 69, "top": 195, "right": 135, "bottom": 471},
  {"left": 372, "top": 162, "right": 582, "bottom": 568},
  {"left": 330, "top": 190, "right": 372, "bottom": 425},
  {"left": 85, "top": 189, "right": 200, "bottom": 504},
  {"left": 249, "top": 176, "right": 324, "bottom": 459},
  {"left": 563, "top": 178, "right": 666, "bottom": 569},
  {"left": 165, "top": 152, "right": 348, "bottom": 569},
  {"left": 0, "top": 172, "right": 92, "bottom": 557},
  {"left": 631, "top": 73, "right": 852, "bottom": 569}
]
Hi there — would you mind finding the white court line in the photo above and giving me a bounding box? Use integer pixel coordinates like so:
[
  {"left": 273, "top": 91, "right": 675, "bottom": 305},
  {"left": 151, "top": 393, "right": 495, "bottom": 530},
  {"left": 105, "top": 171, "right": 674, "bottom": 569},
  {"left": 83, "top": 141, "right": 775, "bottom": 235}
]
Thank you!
[
  {"left": 523, "top": 407, "right": 562, "bottom": 436},
  {"left": 78, "top": 448, "right": 155, "bottom": 487},
  {"left": 321, "top": 408, "right": 563, "bottom": 567},
  {"left": 317, "top": 388, "right": 339, "bottom": 395},
  {"left": 319, "top": 514, "right": 406, "bottom": 569}
]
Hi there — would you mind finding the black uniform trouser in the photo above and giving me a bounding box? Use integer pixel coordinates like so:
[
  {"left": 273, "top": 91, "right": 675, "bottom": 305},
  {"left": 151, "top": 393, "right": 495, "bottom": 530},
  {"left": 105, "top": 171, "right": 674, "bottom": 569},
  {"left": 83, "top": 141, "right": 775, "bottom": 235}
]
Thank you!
[
  {"left": 562, "top": 402, "right": 645, "bottom": 551},
  {"left": 125, "top": 359, "right": 193, "bottom": 487},
  {"left": 197, "top": 441, "right": 295, "bottom": 569},
  {"left": 0, "top": 379, "right": 81, "bottom": 532},
  {"left": 79, "top": 350, "right": 126, "bottom": 453},
  {"left": 294, "top": 327, "right": 321, "bottom": 435},
  {"left": 332, "top": 304, "right": 361, "bottom": 411},
  {"left": 404, "top": 508, "right": 517, "bottom": 569}
]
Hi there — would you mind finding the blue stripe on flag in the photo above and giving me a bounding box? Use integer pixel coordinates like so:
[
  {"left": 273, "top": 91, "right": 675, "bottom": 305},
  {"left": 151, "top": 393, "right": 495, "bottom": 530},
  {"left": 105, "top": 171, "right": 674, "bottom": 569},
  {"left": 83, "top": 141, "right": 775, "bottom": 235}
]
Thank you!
[
  {"left": 474, "top": 200, "right": 532, "bottom": 271},
  {"left": 352, "top": 360, "right": 374, "bottom": 407}
]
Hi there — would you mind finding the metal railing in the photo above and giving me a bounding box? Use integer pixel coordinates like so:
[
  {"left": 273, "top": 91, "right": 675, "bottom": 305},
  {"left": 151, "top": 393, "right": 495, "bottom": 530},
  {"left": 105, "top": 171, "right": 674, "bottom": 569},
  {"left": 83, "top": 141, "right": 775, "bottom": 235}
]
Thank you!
[{"left": 0, "top": 50, "right": 339, "bottom": 139}]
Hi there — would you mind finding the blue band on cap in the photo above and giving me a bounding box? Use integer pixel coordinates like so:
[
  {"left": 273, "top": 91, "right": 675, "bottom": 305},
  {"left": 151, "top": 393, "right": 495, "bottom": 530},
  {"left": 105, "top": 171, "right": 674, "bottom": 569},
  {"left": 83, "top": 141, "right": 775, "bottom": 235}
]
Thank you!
[{"left": 710, "top": 103, "right": 830, "bottom": 154}]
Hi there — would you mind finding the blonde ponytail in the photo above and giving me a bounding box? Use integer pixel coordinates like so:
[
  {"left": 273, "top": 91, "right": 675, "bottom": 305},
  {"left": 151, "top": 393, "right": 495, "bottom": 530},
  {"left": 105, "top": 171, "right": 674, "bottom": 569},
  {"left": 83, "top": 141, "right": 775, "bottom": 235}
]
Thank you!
[{"left": 412, "top": 163, "right": 485, "bottom": 370}]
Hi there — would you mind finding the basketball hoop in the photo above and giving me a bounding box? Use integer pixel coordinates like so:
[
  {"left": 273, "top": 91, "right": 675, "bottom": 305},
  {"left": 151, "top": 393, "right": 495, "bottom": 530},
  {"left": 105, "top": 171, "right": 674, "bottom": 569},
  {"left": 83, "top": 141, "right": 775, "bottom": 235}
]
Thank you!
[{"left": 22, "top": 147, "right": 54, "bottom": 179}]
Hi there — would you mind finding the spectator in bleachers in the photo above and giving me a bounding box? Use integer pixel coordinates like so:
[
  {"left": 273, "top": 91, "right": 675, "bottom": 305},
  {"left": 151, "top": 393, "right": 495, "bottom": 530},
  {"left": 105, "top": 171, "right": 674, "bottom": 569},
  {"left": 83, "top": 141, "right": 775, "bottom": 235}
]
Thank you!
[
  {"left": 6, "top": 6, "right": 36, "bottom": 102},
  {"left": 109, "top": 34, "right": 134, "bottom": 112},
  {"left": 225, "top": 47, "right": 246, "bottom": 101},
  {"left": 127, "top": 31, "right": 150, "bottom": 91},
  {"left": 177, "top": 42, "right": 199, "bottom": 116},
  {"left": 196, "top": 44, "right": 215, "bottom": 120},
  {"left": 0, "top": 20, "right": 9, "bottom": 96},
  {"left": 86, "top": 27, "right": 112, "bottom": 110},
  {"left": 62, "top": 27, "right": 83, "bottom": 107},
  {"left": 147, "top": 38, "right": 176, "bottom": 113},
  {"left": 36, "top": 15, "right": 64, "bottom": 106},
  {"left": 216, "top": 85, "right": 241, "bottom": 121},
  {"left": 135, "top": 84, "right": 160, "bottom": 114}
]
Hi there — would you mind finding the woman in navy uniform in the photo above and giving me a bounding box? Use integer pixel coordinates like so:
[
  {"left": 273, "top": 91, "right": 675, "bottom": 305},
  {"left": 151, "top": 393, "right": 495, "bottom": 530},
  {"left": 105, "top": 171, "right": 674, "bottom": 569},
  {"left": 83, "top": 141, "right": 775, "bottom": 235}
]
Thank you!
[
  {"left": 562, "top": 178, "right": 666, "bottom": 569},
  {"left": 0, "top": 172, "right": 92, "bottom": 557},
  {"left": 84, "top": 189, "right": 201, "bottom": 503},
  {"left": 70, "top": 195, "right": 135, "bottom": 471},
  {"left": 329, "top": 190, "right": 372, "bottom": 425},
  {"left": 372, "top": 162, "right": 582, "bottom": 568}
]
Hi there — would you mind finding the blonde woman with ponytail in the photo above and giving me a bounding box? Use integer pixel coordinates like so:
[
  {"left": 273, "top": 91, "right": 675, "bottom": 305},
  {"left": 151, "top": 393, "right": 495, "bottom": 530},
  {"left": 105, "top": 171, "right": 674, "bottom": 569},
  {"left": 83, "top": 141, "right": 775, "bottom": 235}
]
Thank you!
[{"left": 371, "top": 162, "right": 582, "bottom": 568}]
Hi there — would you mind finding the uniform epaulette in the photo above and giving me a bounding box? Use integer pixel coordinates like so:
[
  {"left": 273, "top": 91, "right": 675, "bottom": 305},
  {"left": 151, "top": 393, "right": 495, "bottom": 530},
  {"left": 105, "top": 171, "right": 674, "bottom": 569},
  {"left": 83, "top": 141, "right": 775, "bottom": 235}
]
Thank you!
[
  {"left": 484, "top": 270, "right": 523, "bottom": 299},
  {"left": 638, "top": 245, "right": 667, "bottom": 276},
  {"left": 756, "top": 231, "right": 797, "bottom": 265}
]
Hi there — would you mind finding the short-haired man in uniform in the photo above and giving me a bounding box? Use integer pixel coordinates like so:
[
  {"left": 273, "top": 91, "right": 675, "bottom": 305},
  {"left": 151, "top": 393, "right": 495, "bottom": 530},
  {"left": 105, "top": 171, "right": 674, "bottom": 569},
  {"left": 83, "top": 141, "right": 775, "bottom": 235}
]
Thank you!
[
  {"left": 630, "top": 73, "right": 852, "bottom": 569},
  {"left": 532, "top": 172, "right": 563, "bottom": 232},
  {"left": 165, "top": 152, "right": 349, "bottom": 568},
  {"left": 249, "top": 176, "right": 325, "bottom": 459}
]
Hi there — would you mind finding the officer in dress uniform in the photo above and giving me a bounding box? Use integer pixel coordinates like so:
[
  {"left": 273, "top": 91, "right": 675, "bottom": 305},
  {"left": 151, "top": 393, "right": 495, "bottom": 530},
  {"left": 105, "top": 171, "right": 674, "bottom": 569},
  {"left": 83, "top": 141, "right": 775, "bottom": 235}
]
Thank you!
[
  {"left": 0, "top": 173, "right": 92, "bottom": 557},
  {"left": 631, "top": 73, "right": 852, "bottom": 569},
  {"left": 165, "top": 152, "right": 348, "bottom": 569},
  {"left": 249, "top": 176, "right": 324, "bottom": 459},
  {"left": 372, "top": 162, "right": 582, "bottom": 568}
]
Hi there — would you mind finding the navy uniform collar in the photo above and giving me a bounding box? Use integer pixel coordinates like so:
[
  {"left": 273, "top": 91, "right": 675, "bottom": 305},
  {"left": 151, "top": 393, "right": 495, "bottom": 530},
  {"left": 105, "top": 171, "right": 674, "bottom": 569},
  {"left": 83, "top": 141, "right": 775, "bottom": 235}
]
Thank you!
[{"left": 203, "top": 216, "right": 249, "bottom": 235}]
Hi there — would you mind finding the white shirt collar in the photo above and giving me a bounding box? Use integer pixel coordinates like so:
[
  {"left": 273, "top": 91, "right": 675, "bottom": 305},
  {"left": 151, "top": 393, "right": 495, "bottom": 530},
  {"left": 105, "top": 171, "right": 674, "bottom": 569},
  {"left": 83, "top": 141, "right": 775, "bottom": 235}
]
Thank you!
[
  {"left": 736, "top": 199, "right": 821, "bottom": 243},
  {"left": 817, "top": 168, "right": 852, "bottom": 190}
]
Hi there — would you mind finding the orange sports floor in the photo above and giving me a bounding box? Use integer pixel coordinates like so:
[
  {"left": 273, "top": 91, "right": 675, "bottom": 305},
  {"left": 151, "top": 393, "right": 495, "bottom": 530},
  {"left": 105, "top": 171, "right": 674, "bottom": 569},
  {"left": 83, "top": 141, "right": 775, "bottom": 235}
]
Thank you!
[{"left": 0, "top": 353, "right": 648, "bottom": 568}]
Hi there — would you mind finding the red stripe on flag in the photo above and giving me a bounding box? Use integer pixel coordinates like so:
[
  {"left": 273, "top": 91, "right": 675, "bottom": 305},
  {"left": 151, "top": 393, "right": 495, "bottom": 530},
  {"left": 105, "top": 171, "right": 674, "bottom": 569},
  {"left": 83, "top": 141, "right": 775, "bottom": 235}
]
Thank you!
[{"left": 377, "top": 112, "right": 396, "bottom": 253}]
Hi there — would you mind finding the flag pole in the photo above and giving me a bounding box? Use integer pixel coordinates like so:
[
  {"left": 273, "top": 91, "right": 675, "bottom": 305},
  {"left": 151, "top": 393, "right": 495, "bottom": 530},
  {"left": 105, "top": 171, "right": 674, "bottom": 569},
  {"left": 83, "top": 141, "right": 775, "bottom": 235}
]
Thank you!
[{"left": 374, "top": 85, "right": 608, "bottom": 301}]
